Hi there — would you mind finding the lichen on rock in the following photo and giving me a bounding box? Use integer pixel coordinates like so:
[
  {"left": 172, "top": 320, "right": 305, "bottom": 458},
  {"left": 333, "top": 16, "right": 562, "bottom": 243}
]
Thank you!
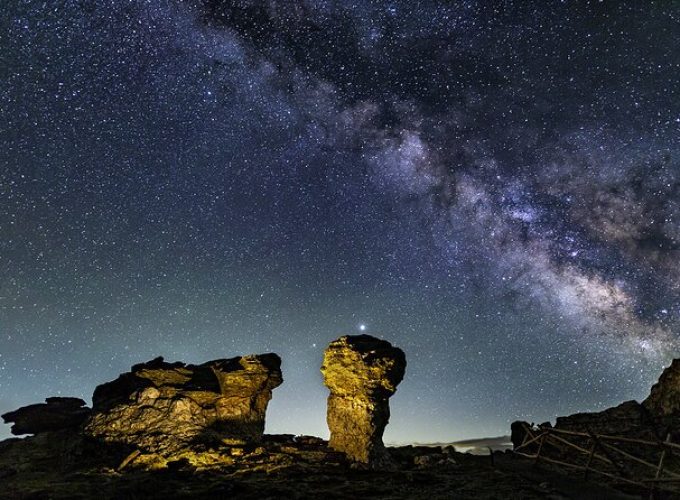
[
  {"left": 84, "top": 354, "right": 282, "bottom": 454},
  {"left": 321, "top": 334, "right": 406, "bottom": 466}
]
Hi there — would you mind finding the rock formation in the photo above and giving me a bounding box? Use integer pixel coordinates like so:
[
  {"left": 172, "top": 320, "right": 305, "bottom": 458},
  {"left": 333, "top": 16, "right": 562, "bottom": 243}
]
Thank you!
[
  {"left": 1, "top": 397, "right": 91, "bottom": 435},
  {"left": 553, "top": 400, "right": 655, "bottom": 438},
  {"left": 84, "top": 354, "right": 282, "bottom": 453},
  {"left": 643, "top": 358, "right": 680, "bottom": 418},
  {"left": 548, "top": 359, "right": 680, "bottom": 440},
  {"left": 321, "top": 334, "right": 406, "bottom": 465},
  {"left": 512, "top": 358, "right": 680, "bottom": 452}
]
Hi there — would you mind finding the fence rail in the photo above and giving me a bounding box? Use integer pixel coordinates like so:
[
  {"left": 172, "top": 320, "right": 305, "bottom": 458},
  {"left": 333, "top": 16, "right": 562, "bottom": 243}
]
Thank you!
[{"left": 513, "top": 423, "right": 680, "bottom": 496}]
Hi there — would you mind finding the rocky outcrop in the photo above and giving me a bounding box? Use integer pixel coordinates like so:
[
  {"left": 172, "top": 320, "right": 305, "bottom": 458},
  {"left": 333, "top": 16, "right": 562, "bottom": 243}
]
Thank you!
[
  {"left": 84, "top": 355, "right": 282, "bottom": 453},
  {"left": 321, "top": 335, "right": 406, "bottom": 466},
  {"left": 1, "top": 428, "right": 589, "bottom": 500},
  {"left": 510, "top": 420, "right": 532, "bottom": 450},
  {"left": 553, "top": 400, "right": 656, "bottom": 438},
  {"left": 511, "top": 359, "right": 680, "bottom": 453},
  {"left": 547, "top": 359, "right": 680, "bottom": 440},
  {"left": 1, "top": 397, "right": 91, "bottom": 435},
  {"left": 643, "top": 358, "right": 680, "bottom": 418}
]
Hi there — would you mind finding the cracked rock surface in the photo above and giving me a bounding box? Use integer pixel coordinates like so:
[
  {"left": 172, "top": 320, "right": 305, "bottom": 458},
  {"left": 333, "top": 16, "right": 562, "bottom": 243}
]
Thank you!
[
  {"left": 321, "top": 335, "right": 406, "bottom": 465},
  {"left": 84, "top": 354, "right": 282, "bottom": 453}
]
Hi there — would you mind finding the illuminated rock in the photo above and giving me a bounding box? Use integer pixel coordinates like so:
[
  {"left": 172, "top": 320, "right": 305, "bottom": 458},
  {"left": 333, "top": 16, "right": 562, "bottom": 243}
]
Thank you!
[
  {"left": 321, "top": 335, "right": 406, "bottom": 466},
  {"left": 84, "top": 354, "right": 282, "bottom": 453}
]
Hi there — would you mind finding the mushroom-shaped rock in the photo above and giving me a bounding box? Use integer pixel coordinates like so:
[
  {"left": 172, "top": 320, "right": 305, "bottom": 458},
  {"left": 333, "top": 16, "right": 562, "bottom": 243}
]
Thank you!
[
  {"left": 84, "top": 354, "right": 282, "bottom": 454},
  {"left": 321, "top": 335, "right": 406, "bottom": 465},
  {"left": 1, "top": 397, "right": 91, "bottom": 435}
]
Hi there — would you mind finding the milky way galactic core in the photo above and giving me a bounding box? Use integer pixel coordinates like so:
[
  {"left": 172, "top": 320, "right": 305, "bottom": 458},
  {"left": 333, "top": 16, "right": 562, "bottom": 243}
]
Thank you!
[{"left": 1, "top": 1, "right": 679, "bottom": 442}]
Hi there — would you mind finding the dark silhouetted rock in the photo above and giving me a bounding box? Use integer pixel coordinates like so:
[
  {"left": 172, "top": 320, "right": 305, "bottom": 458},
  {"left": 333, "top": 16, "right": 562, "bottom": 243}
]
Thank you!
[
  {"left": 510, "top": 421, "right": 529, "bottom": 450},
  {"left": 643, "top": 358, "right": 680, "bottom": 418},
  {"left": 545, "top": 361, "right": 680, "bottom": 442},
  {"left": 512, "top": 359, "right": 680, "bottom": 452},
  {"left": 510, "top": 360, "right": 680, "bottom": 479},
  {"left": 321, "top": 335, "right": 406, "bottom": 466},
  {"left": 84, "top": 355, "right": 282, "bottom": 453},
  {"left": 1, "top": 397, "right": 91, "bottom": 435},
  {"left": 554, "top": 400, "right": 654, "bottom": 438}
]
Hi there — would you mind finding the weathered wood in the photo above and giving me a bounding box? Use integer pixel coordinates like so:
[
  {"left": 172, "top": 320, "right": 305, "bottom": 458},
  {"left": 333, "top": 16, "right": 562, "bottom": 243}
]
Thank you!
[
  {"left": 584, "top": 439, "right": 596, "bottom": 480},
  {"left": 546, "top": 427, "right": 680, "bottom": 452},
  {"left": 518, "top": 424, "right": 531, "bottom": 448},
  {"left": 534, "top": 433, "right": 546, "bottom": 465},
  {"left": 598, "top": 434, "right": 680, "bottom": 452},
  {"left": 587, "top": 429, "right": 630, "bottom": 479},
  {"left": 547, "top": 432, "right": 612, "bottom": 465},
  {"left": 655, "top": 433, "right": 672, "bottom": 480},
  {"left": 513, "top": 427, "right": 680, "bottom": 493},
  {"left": 513, "top": 431, "right": 547, "bottom": 452},
  {"left": 598, "top": 440, "right": 680, "bottom": 477},
  {"left": 535, "top": 455, "right": 645, "bottom": 488},
  {"left": 117, "top": 449, "right": 141, "bottom": 471},
  {"left": 514, "top": 422, "right": 536, "bottom": 450},
  {"left": 650, "top": 433, "right": 673, "bottom": 498},
  {"left": 544, "top": 427, "right": 598, "bottom": 437}
]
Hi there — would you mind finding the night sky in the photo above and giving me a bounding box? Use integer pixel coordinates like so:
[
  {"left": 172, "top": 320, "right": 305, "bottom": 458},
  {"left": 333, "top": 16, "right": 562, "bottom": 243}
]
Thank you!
[{"left": 2, "top": 1, "right": 680, "bottom": 443}]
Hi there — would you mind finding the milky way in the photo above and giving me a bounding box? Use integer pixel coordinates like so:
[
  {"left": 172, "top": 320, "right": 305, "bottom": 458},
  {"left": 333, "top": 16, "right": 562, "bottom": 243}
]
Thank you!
[{"left": 1, "top": 1, "right": 679, "bottom": 442}]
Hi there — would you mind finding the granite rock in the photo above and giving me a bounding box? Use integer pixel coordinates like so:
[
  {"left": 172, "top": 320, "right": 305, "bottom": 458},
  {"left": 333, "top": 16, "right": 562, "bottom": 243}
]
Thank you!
[
  {"left": 321, "top": 335, "right": 406, "bottom": 465},
  {"left": 84, "top": 354, "right": 282, "bottom": 453}
]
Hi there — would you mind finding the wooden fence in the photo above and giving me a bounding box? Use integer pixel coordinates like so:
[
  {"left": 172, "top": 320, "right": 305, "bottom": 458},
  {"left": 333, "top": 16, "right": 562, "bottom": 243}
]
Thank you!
[{"left": 513, "top": 423, "right": 680, "bottom": 496}]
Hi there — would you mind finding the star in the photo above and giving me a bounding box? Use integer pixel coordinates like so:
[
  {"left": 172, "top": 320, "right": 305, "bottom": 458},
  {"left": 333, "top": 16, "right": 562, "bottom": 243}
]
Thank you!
[{"left": 1, "top": 0, "right": 678, "bottom": 445}]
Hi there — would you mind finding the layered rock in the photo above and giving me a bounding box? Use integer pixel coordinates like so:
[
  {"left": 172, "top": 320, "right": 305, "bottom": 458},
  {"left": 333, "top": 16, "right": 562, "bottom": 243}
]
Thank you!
[
  {"left": 1, "top": 397, "right": 91, "bottom": 435},
  {"left": 321, "top": 335, "right": 406, "bottom": 465},
  {"left": 84, "top": 354, "right": 282, "bottom": 453}
]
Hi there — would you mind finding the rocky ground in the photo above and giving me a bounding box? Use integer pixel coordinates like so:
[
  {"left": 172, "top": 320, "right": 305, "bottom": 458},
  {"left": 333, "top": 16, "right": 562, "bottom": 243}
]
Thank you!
[
  {"left": 5, "top": 343, "right": 680, "bottom": 498},
  {"left": 0, "top": 431, "right": 642, "bottom": 499}
]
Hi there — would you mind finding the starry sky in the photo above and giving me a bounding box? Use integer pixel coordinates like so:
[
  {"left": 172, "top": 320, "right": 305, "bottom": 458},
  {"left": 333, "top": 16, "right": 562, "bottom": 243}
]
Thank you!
[{"left": 1, "top": 1, "right": 680, "bottom": 443}]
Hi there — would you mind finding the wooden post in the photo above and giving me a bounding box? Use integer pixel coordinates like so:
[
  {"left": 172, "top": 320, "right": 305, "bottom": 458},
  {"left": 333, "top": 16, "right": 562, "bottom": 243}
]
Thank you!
[
  {"left": 535, "top": 432, "right": 546, "bottom": 465},
  {"left": 117, "top": 449, "right": 141, "bottom": 471},
  {"left": 584, "top": 439, "right": 596, "bottom": 480},
  {"left": 519, "top": 424, "right": 531, "bottom": 448},
  {"left": 587, "top": 429, "right": 629, "bottom": 479},
  {"left": 650, "top": 433, "right": 672, "bottom": 499},
  {"left": 514, "top": 424, "right": 530, "bottom": 460},
  {"left": 655, "top": 433, "right": 672, "bottom": 479}
]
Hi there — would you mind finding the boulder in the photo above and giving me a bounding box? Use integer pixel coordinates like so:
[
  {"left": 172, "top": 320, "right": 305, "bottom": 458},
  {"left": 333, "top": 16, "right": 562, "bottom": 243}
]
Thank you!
[
  {"left": 321, "top": 335, "right": 406, "bottom": 465},
  {"left": 84, "top": 355, "right": 282, "bottom": 453},
  {"left": 1, "top": 397, "right": 91, "bottom": 435},
  {"left": 510, "top": 420, "right": 530, "bottom": 450}
]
